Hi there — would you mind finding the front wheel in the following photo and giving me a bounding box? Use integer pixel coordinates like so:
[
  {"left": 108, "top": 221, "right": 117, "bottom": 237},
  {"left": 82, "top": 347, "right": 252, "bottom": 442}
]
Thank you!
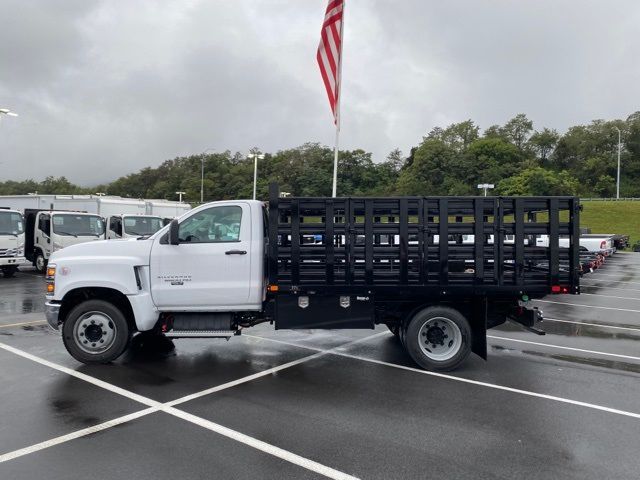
[
  {"left": 2, "top": 267, "right": 17, "bottom": 278},
  {"left": 62, "top": 299, "right": 131, "bottom": 364},
  {"left": 34, "top": 252, "right": 47, "bottom": 273},
  {"left": 404, "top": 306, "right": 471, "bottom": 371}
]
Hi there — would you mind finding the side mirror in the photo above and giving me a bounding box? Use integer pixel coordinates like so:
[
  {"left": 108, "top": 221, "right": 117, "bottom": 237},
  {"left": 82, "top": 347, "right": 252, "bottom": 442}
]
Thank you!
[{"left": 168, "top": 219, "right": 180, "bottom": 245}]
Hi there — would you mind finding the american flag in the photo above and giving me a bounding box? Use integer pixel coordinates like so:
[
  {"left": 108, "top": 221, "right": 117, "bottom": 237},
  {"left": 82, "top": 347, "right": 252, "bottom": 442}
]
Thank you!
[{"left": 317, "top": 0, "right": 344, "bottom": 125}]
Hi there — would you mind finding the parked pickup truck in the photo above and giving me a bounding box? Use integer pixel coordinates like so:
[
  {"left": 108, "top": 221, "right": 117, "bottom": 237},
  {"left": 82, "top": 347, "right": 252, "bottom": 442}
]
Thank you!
[{"left": 44, "top": 186, "right": 581, "bottom": 371}]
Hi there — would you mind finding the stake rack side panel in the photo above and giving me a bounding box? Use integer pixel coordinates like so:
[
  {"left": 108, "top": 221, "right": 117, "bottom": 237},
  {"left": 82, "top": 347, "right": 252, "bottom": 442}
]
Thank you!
[{"left": 267, "top": 186, "right": 579, "bottom": 296}]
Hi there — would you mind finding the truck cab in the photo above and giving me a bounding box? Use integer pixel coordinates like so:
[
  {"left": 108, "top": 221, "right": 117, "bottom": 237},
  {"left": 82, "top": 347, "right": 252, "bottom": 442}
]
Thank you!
[
  {"left": 106, "top": 214, "right": 164, "bottom": 240},
  {"left": 0, "top": 208, "right": 28, "bottom": 277},
  {"left": 25, "top": 210, "right": 105, "bottom": 272}
]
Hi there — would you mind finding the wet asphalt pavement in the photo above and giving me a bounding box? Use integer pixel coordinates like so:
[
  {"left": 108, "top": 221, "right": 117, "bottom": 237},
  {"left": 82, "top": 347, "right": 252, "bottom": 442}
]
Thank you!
[{"left": 1, "top": 256, "right": 639, "bottom": 479}]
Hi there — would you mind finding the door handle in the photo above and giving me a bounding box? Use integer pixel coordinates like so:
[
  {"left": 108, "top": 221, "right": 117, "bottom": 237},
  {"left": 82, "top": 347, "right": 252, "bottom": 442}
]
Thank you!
[{"left": 225, "top": 250, "right": 247, "bottom": 255}]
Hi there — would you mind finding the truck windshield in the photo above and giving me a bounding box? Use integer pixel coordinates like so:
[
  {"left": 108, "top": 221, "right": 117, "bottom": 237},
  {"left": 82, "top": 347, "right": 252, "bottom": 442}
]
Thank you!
[
  {"left": 0, "top": 211, "right": 24, "bottom": 235},
  {"left": 123, "top": 216, "right": 163, "bottom": 236},
  {"left": 52, "top": 214, "right": 104, "bottom": 237}
]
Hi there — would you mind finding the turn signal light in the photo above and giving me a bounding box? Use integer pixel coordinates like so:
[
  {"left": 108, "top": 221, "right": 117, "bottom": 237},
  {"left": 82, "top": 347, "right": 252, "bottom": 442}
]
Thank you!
[
  {"left": 46, "top": 283, "right": 55, "bottom": 294},
  {"left": 268, "top": 285, "right": 279, "bottom": 292}
]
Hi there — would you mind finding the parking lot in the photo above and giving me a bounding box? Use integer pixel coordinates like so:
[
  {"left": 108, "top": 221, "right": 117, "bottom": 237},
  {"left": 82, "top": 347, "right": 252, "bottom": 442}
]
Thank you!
[{"left": 1, "top": 255, "right": 639, "bottom": 479}]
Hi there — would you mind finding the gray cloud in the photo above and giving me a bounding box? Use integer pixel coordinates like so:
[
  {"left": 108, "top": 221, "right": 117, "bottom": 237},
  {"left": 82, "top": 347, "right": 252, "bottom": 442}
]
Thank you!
[{"left": 1, "top": 0, "right": 639, "bottom": 185}]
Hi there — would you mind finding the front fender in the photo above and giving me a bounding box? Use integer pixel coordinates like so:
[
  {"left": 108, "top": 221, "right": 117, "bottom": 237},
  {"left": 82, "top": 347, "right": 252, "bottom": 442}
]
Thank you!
[{"left": 52, "top": 261, "right": 140, "bottom": 301}]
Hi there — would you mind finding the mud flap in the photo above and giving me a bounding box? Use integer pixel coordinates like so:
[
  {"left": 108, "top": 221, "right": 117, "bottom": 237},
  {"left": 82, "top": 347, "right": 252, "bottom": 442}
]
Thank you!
[{"left": 470, "top": 298, "right": 487, "bottom": 360}]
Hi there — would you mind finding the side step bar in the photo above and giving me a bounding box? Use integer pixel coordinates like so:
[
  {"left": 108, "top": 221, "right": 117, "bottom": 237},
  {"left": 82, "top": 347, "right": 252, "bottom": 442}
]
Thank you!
[{"left": 165, "top": 330, "right": 239, "bottom": 338}]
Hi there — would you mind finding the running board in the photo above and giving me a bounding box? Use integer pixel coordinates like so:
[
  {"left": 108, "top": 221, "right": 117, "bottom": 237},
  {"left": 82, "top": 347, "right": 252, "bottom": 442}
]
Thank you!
[{"left": 165, "top": 330, "right": 239, "bottom": 338}]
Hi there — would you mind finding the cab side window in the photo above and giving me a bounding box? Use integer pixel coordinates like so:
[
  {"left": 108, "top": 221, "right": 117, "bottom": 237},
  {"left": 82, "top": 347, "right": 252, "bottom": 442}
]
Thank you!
[
  {"left": 178, "top": 206, "right": 242, "bottom": 243},
  {"left": 110, "top": 217, "right": 122, "bottom": 236},
  {"left": 38, "top": 216, "right": 50, "bottom": 235}
]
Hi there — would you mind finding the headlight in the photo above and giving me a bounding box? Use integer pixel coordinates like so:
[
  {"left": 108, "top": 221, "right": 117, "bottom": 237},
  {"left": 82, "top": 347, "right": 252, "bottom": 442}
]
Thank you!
[
  {"left": 17, "top": 246, "right": 24, "bottom": 256},
  {"left": 46, "top": 264, "right": 56, "bottom": 295}
]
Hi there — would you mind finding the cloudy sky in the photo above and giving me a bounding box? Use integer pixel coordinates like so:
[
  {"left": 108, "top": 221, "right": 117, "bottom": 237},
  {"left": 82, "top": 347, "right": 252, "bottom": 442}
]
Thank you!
[{"left": 1, "top": 0, "right": 639, "bottom": 185}]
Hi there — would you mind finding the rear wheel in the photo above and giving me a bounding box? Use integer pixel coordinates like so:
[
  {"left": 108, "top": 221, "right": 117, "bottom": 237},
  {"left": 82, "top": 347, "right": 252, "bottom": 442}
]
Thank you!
[
  {"left": 62, "top": 299, "right": 131, "bottom": 364},
  {"left": 404, "top": 306, "right": 471, "bottom": 371}
]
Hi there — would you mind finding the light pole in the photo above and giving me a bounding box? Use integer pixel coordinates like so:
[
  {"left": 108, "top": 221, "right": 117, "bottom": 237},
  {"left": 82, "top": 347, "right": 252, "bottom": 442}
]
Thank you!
[
  {"left": 615, "top": 127, "right": 622, "bottom": 199},
  {"left": 176, "top": 191, "right": 186, "bottom": 203},
  {"left": 247, "top": 152, "right": 265, "bottom": 200},
  {"left": 201, "top": 148, "right": 216, "bottom": 203},
  {"left": 477, "top": 183, "right": 495, "bottom": 197}
]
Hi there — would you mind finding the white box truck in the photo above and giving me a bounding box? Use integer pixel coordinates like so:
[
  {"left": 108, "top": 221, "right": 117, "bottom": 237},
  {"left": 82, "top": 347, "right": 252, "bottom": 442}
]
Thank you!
[
  {"left": 0, "top": 208, "right": 28, "bottom": 277},
  {"left": 24, "top": 210, "right": 105, "bottom": 272},
  {"left": 0, "top": 195, "right": 190, "bottom": 219},
  {"left": 106, "top": 214, "right": 165, "bottom": 239}
]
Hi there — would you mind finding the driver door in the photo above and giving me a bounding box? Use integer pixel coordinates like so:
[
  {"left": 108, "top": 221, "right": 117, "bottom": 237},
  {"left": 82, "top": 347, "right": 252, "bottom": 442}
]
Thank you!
[{"left": 149, "top": 203, "right": 251, "bottom": 310}]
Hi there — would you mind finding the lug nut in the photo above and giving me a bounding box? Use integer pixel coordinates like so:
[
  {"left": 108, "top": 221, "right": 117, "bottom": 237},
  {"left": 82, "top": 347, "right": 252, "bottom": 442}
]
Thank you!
[
  {"left": 90, "top": 320, "right": 95, "bottom": 324},
  {"left": 79, "top": 332, "right": 84, "bottom": 337},
  {"left": 100, "top": 339, "right": 104, "bottom": 343},
  {"left": 91, "top": 343, "right": 96, "bottom": 347}
]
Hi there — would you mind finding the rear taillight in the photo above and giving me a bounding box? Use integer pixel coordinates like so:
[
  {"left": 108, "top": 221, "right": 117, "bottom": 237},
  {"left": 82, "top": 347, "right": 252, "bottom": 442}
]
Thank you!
[{"left": 551, "top": 285, "right": 569, "bottom": 294}]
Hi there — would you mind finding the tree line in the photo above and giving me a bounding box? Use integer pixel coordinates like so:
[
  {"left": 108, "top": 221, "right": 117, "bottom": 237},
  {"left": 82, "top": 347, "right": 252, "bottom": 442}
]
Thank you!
[{"left": 2, "top": 112, "right": 639, "bottom": 203}]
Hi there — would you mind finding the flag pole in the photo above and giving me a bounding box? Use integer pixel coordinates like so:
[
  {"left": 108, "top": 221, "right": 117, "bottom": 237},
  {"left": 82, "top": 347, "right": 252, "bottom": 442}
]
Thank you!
[{"left": 331, "top": 4, "right": 344, "bottom": 198}]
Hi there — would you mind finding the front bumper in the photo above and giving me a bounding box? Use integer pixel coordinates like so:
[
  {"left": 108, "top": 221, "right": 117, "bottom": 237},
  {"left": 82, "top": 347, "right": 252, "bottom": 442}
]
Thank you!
[
  {"left": 45, "top": 301, "right": 61, "bottom": 331},
  {"left": 0, "top": 256, "right": 28, "bottom": 267}
]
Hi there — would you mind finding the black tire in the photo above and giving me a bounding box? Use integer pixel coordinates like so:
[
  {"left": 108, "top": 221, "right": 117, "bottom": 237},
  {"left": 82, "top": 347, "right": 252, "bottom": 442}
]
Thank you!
[
  {"left": 2, "top": 267, "right": 17, "bottom": 278},
  {"left": 34, "top": 251, "right": 47, "bottom": 273},
  {"left": 62, "top": 299, "right": 131, "bottom": 364},
  {"left": 404, "top": 306, "right": 471, "bottom": 372}
]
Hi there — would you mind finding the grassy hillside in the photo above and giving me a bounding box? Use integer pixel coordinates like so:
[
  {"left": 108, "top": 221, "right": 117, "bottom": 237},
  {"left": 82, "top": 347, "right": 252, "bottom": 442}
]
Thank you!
[{"left": 581, "top": 201, "right": 640, "bottom": 246}]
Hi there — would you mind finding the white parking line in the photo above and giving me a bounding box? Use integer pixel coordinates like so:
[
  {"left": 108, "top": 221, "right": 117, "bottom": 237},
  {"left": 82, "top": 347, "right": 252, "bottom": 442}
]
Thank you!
[
  {"left": 0, "top": 335, "right": 382, "bottom": 479},
  {"left": 582, "top": 278, "right": 640, "bottom": 287},
  {"left": 165, "top": 332, "right": 388, "bottom": 408},
  {"left": 0, "top": 407, "right": 159, "bottom": 463},
  {"left": 487, "top": 335, "right": 640, "bottom": 361},
  {"left": 0, "top": 320, "right": 46, "bottom": 329},
  {"left": 535, "top": 299, "right": 640, "bottom": 313},
  {"left": 579, "top": 292, "right": 640, "bottom": 302},
  {"left": 581, "top": 284, "right": 640, "bottom": 294},
  {"left": 246, "top": 334, "right": 640, "bottom": 420},
  {"left": 585, "top": 272, "right": 640, "bottom": 279},
  {"left": 163, "top": 406, "right": 359, "bottom": 480},
  {"left": 0, "top": 342, "right": 161, "bottom": 407},
  {"left": 543, "top": 317, "right": 640, "bottom": 333}
]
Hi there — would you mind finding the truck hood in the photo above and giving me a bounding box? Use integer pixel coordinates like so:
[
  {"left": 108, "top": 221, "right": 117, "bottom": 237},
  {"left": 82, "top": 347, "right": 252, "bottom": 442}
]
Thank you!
[
  {"left": 0, "top": 234, "right": 23, "bottom": 250},
  {"left": 50, "top": 238, "right": 152, "bottom": 266}
]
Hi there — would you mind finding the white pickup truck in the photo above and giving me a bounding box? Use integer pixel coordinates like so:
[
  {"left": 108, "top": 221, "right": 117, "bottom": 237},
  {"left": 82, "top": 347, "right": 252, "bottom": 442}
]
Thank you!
[{"left": 0, "top": 208, "right": 28, "bottom": 277}]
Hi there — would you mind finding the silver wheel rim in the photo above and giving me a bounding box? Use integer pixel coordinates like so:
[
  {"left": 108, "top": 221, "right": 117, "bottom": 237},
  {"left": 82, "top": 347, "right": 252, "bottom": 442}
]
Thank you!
[
  {"left": 73, "top": 311, "right": 117, "bottom": 355},
  {"left": 418, "top": 317, "right": 462, "bottom": 361},
  {"left": 36, "top": 255, "right": 45, "bottom": 271}
]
